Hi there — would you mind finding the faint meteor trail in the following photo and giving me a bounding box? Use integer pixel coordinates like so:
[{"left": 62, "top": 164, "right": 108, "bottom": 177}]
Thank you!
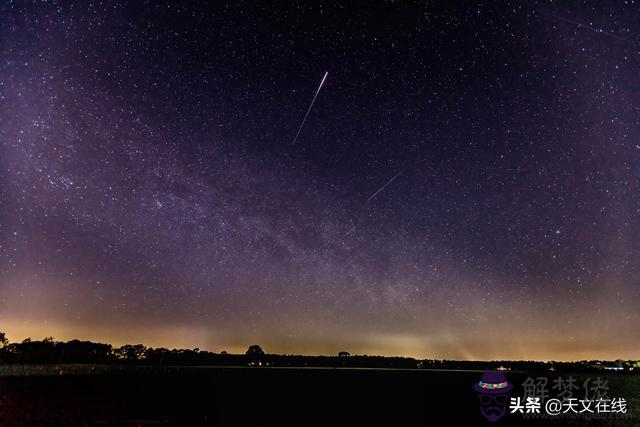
[
  {"left": 291, "top": 71, "right": 328, "bottom": 145},
  {"left": 344, "top": 170, "right": 404, "bottom": 237},
  {"left": 367, "top": 171, "right": 403, "bottom": 202}
]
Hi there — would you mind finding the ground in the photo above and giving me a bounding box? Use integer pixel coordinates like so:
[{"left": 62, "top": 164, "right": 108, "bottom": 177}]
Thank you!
[{"left": 0, "top": 366, "right": 638, "bottom": 426}]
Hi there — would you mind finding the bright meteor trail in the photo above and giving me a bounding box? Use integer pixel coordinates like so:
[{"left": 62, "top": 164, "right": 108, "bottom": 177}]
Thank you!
[{"left": 291, "top": 71, "right": 328, "bottom": 145}]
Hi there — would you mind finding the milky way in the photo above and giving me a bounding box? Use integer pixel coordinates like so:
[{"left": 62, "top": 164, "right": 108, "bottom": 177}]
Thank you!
[{"left": 1, "top": 1, "right": 639, "bottom": 360}]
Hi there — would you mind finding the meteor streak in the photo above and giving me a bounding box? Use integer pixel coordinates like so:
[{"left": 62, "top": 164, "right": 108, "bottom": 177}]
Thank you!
[
  {"left": 343, "top": 170, "right": 404, "bottom": 237},
  {"left": 367, "top": 171, "right": 403, "bottom": 202},
  {"left": 291, "top": 71, "right": 328, "bottom": 145}
]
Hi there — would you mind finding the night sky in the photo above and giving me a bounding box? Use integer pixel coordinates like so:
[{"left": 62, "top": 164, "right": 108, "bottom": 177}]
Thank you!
[{"left": 1, "top": 1, "right": 639, "bottom": 360}]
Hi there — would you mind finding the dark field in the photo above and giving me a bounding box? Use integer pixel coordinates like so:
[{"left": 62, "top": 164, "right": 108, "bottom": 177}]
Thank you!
[{"left": 0, "top": 366, "right": 638, "bottom": 426}]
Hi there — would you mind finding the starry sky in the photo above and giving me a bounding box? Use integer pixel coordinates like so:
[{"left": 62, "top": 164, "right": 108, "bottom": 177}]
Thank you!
[{"left": 1, "top": 1, "right": 639, "bottom": 361}]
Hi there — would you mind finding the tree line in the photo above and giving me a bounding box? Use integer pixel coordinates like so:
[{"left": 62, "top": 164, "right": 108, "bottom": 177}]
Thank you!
[{"left": 0, "top": 332, "right": 637, "bottom": 372}]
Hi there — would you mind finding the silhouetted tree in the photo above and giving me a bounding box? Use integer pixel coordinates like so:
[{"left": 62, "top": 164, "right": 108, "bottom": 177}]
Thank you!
[
  {"left": 9, "top": 337, "right": 57, "bottom": 363},
  {"left": 0, "top": 332, "right": 7, "bottom": 363},
  {"left": 338, "top": 351, "right": 350, "bottom": 357},
  {"left": 246, "top": 345, "right": 265, "bottom": 358},
  {"left": 115, "top": 344, "right": 147, "bottom": 361},
  {"left": 58, "top": 340, "right": 114, "bottom": 363}
]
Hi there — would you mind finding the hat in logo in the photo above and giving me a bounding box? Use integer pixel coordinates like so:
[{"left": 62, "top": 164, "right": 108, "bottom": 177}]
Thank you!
[{"left": 473, "top": 370, "right": 513, "bottom": 394}]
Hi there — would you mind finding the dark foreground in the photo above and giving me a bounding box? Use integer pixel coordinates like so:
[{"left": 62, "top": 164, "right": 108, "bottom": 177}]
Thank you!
[{"left": 0, "top": 366, "right": 638, "bottom": 426}]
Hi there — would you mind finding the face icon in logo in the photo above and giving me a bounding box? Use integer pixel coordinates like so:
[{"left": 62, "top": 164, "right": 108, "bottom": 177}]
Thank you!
[{"left": 473, "top": 370, "right": 513, "bottom": 422}]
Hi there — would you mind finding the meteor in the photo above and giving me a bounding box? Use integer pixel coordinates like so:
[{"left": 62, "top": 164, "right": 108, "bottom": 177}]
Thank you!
[
  {"left": 367, "top": 171, "right": 402, "bottom": 202},
  {"left": 343, "top": 170, "right": 404, "bottom": 237},
  {"left": 291, "top": 71, "right": 328, "bottom": 145}
]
